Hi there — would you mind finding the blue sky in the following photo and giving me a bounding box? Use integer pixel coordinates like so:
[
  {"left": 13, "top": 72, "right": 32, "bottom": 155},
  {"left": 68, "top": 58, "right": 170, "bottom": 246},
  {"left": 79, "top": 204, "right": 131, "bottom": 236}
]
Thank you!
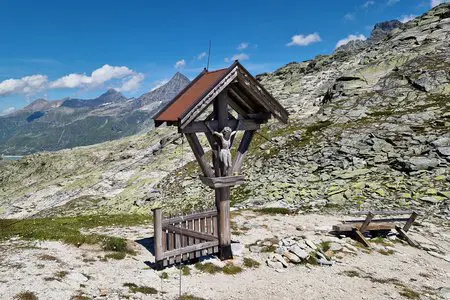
[{"left": 0, "top": 0, "right": 447, "bottom": 114}]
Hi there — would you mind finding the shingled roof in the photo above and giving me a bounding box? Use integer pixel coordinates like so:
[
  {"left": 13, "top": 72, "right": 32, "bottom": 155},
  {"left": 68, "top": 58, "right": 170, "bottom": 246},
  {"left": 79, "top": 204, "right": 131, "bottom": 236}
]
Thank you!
[{"left": 154, "top": 61, "right": 288, "bottom": 128}]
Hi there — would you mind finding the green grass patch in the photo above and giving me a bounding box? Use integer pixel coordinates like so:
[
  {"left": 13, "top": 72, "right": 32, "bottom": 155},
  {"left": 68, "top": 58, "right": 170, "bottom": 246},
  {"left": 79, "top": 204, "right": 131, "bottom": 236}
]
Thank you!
[
  {"left": 105, "top": 252, "right": 127, "bottom": 260},
  {"left": 377, "top": 249, "right": 395, "bottom": 256},
  {"left": 243, "top": 257, "right": 260, "bottom": 268},
  {"left": 0, "top": 214, "right": 151, "bottom": 250},
  {"left": 222, "top": 264, "right": 243, "bottom": 275},
  {"left": 319, "top": 241, "right": 331, "bottom": 252},
  {"left": 181, "top": 265, "right": 191, "bottom": 276},
  {"left": 123, "top": 283, "right": 157, "bottom": 295},
  {"left": 370, "top": 237, "right": 393, "bottom": 246},
  {"left": 195, "top": 262, "right": 243, "bottom": 275},
  {"left": 194, "top": 262, "right": 222, "bottom": 274}
]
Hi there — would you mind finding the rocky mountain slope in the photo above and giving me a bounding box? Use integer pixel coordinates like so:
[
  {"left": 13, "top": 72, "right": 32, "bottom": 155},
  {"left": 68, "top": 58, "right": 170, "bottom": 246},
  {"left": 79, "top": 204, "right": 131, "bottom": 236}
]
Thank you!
[
  {"left": 0, "top": 72, "right": 190, "bottom": 155},
  {"left": 0, "top": 4, "right": 449, "bottom": 221}
]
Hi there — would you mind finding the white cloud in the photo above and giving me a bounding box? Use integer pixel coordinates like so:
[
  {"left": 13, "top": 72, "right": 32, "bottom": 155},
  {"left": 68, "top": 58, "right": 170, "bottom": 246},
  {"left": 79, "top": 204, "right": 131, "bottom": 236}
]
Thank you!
[
  {"left": 399, "top": 14, "right": 416, "bottom": 23},
  {"left": 344, "top": 13, "right": 355, "bottom": 21},
  {"left": 431, "top": 0, "right": 449, "bottom": 7},
  {"left": 237, "top": 42, "right": 249, "bottom": 50},
  {"left": 50, "top": 64, "right": 134, "bottom": 89},
  {"left": 286, "top": 33, "right": 322, "bottom": 46},
  {"left": 387, "top": 0, "right": 400, "bottom": 5},
  {"left": 197, "top": 52, "right": 207, "bottom": 60},
  {"left": 362, "top": 1, "right": 375, "bottom": 8},
  {"left": 335, "top": 34, "right": 367, "bottom": 49},
  {"left": 174, "top": 59, "right": 186, "bottom": 69},
  {"left": 116, "top": 73, "right": 145, "bottom": 92},
  {"left": 0, "top": 107, "right": 16, "bottom": 116},
  {"left": 0, "top": 74, "right": 48, "bottom": 96},
  {"left": 224, "top": 53, "right": 250, "bottom": 62}
]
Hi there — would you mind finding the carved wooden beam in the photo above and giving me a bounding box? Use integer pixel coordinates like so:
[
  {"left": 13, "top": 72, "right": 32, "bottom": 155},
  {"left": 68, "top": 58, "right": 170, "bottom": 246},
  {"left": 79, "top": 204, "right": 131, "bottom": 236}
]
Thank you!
[
  {"left": 181, "top": 119, "right": 262, "bottom": 134},
  {"left": 231, "top": 130, "right": 255, "bottom": 174},
  {"left": 184, "top": 132, "right": 214, "bottom": 178}
]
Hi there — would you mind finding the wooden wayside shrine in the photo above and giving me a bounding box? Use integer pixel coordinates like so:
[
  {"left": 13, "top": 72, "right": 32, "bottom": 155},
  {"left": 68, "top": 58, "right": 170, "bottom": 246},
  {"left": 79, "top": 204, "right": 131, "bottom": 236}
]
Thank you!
[{"left": 153, "top": 61, "right": 288, "bottom": 266}]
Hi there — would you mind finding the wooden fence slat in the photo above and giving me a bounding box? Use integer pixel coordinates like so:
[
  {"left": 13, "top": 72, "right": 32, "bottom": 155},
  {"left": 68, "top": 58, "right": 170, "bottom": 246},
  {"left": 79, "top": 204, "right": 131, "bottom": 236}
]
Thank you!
[
  {"left": 162, "top": 229, "right": 167, "bottom": 252},
  {"left": 212, "top": 215, "right": 218, "bottom": 236},
  {"left": 188, "top": 219, "right": 194, "bottom": 259},
  {"left": 194, "top": 218, "right": 200, "bottom": 258},
  {"left": 182, "top": 220, "right": 188, "bottom": 261},
  {"left": 168, "top": 229, "right": 174, "bottom": 251},
  {"left": 206, "top": 216, "right": 211, "bottom": 235}
]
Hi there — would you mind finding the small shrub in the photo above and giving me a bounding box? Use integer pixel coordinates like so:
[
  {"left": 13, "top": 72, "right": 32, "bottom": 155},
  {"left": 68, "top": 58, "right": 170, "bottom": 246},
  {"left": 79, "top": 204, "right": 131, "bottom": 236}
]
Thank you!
[
  {"left": 306, "top": 255, "right": 319, "bottom": 265},
  {"left": 222, "top": 264, "right": 243, "bottom": 275},
  {"left": 160, "top": 272, "right": 169, "bottom": 279},
  {"left": 123, "top": 283, "right": 157, "bottom": 295},
  {"left": 319, "top": 241, "right": 331, "bottom": 252},
  {"left": 181, "top": 265, "right": 191, "bottom": 276},
  {"left": 103, "top": 237, "right": 127, "bottom": 252},
  {"left": 13, "top": 291, "right": 38, "bottom": 300},
  {"left": 54, "top": 270, "right": 69, "bottom": 279},
  {"left": 243, "top": 257, "right": 260, "bottom": 268}
]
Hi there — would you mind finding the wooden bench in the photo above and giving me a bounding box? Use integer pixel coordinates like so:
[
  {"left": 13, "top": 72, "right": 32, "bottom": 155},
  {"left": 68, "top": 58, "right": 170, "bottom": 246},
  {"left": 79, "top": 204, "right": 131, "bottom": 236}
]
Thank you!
[{"left": 332, "top": 210, "right": 419, "bottom": 248}]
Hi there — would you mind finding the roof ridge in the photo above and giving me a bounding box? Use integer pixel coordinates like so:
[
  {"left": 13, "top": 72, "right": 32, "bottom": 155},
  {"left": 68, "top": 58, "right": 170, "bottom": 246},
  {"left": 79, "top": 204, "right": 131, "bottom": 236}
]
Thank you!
[{"left": 206, "top": 67, "right": 229, "bottom": 74}]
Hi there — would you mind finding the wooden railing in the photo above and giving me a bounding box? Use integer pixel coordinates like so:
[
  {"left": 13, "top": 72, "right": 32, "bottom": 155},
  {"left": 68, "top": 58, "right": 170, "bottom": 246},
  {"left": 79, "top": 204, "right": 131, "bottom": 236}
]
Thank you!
[{"left": 153, "top": 208, "right": 219, "bottom": 267}]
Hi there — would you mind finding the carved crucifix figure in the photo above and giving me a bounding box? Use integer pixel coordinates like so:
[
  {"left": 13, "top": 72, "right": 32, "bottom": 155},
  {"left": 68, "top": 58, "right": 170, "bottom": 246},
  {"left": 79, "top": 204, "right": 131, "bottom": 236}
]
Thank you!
[
  {"left": 213, "top": 126, "right": 237, "bottom": 174},
  {"left": 205, "top": 121, "right": 239, "bottom": 175}
]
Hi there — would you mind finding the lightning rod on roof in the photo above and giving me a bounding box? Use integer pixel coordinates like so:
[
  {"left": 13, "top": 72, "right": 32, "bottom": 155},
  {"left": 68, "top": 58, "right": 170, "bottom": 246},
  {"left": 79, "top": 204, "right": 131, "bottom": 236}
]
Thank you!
[{"left": 206, "top": 40, "right": 211, "bottom": 71}]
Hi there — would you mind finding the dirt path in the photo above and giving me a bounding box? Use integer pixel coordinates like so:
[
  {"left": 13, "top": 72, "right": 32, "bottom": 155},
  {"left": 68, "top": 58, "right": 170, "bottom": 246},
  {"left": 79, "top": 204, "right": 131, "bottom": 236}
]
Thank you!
[{"left": 0, "top": 212, "right": 448, "bottom": 300}]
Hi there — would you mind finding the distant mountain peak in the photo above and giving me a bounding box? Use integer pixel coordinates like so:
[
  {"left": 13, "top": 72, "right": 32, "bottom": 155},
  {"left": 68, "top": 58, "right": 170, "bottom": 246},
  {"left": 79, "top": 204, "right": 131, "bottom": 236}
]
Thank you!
[
  {"left": 96, "top": 89, "right": 127, "bottom": 103},
  {"left": 137, "top": 71, "right": 190, "bottom": 113}
]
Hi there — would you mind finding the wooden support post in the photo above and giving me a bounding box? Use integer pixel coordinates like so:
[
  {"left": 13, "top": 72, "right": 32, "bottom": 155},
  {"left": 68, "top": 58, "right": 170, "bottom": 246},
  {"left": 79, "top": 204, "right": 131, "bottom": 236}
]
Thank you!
[
  {"left": 153, "top": 208, "right": 163, "bottom": 265},
  {"left": 352, "top": 228, "right": 370, "bottom": 247},
  {"left": 396, "top": 226, "right": 420, "bottom": 248},
  {"left": 214, "top": 92, "right": 233, "bottom": 260},
  {"left": 403, "top": 211, "right": 417, "bottom": 232},
  {"left": 231, "top": 130, "right": 255, "bottom": 175},
  {"left": 185, "top": 133, "right": 214, "bottom": 178},
  {"left": 359, "top": 212, "right": 374, "bottom": 233}
]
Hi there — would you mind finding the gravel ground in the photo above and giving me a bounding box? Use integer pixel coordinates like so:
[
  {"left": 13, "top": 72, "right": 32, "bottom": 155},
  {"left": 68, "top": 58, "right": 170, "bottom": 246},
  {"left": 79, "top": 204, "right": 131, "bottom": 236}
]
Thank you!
[{"left": 0, "top": 211, "right": 448, "bottom": 300}]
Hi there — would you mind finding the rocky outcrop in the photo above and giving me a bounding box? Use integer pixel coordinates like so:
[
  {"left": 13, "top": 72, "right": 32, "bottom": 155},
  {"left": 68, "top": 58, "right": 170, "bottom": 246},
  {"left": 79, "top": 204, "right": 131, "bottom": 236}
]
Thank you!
[{"left": 157, "top": 4, "right": 450, "bottom": 220}]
